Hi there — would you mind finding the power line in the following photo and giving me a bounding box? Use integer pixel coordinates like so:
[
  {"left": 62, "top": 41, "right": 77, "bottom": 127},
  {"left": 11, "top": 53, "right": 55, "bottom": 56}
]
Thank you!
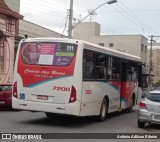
[
  {"left": 73, "top": 1, "right": 117, "bottom": 30},
  {"left": 58, "top": 11, "right": 68, "bottom": 33},
  {"left": 110, "top": 5, "right": 153, "bottom": 35},
  {"left": 61, "top": 15, "right": 68, "bottom": 38},
  {"left": 42, "top": 0, "right": 69, "bottom": 11},
  {"left": 20, "top": 5, "right": 65, "bottom": 17},
  {"left": 116, "top": 5, "right": 153, "bottom": 34},
  {"left": 95, "top": 9, "right": 160, "bottom": 13},
  {"left": 21, "top": 0, "right": 66, "bottom": 15},
  {"left": 8, "top": 0, "right": 66, "bottom": 16},
  {"left": 118, "top": 0, "right": 159, "bottom": 34}
]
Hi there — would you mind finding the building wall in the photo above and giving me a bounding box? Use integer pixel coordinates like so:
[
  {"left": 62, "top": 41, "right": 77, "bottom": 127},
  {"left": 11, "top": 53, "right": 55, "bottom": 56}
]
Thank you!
[
  {"left": 73, "top": 22, "right": 100, "bottom": 39},
  {"left": 0, "top": 13, "right": 6, "bottom": 33},
  {"left": 140, "top": 36, "right": 148, "bottom": 66},
  {"left": 1, "top": 37, "right": 15, "bottom": 84},
  {"left": 19, "top": 20, "right": 63, "bottom": 38},
  {"left": 147, "top": 45, "right": 160, "bottom": 85},
  {"left": 0, "top": 14, "right": 17, "bottom": 84}
]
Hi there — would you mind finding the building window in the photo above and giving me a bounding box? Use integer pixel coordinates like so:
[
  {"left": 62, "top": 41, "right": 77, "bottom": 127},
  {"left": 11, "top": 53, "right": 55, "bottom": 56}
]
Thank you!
[
  {"left": 98, "top": 43, "right": 104, "bottom": 47},
  {"left": 109, "top": 43, "right": 114, "bottom": 48},
  {"left": 0, "top": 37, "right": 4, "bottom": 71},
  {"left": 6, "top": 16, "right": 16, "bottom": 33},
  {"left": 141, "top": 44, "right": 144, "bottom": 52},
  {"left": 145, "top": 46, "right": 147, "bottom": 53}
]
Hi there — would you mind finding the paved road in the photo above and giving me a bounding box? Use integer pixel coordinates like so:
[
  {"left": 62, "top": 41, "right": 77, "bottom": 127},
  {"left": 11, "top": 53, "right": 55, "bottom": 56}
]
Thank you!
[{"left": 0, "top": 106, "right": 160, "bottom": 142}]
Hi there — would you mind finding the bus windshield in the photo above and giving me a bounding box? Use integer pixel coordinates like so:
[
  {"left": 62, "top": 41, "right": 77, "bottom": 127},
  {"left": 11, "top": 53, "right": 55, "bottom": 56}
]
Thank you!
[{"left": 21, "top": 42, "right": 77, "bottom": 66}]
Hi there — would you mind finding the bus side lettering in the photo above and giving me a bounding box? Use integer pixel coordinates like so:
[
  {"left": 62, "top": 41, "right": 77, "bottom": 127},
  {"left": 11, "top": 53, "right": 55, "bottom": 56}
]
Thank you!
[
  {"left": 52, "top": 86, "right": 70, "bottom": 92},
  {"left": 85, "top": 90, "right": 92, "bottom": 95}
]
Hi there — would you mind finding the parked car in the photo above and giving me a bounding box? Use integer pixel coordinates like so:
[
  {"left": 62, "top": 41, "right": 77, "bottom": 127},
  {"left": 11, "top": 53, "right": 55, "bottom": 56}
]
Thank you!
[
  {"left": 137, "top": 90, "right": 160, "bottom": 128},
  {"left": 0, "top": 84, "right": 12, "bottom": 108}
]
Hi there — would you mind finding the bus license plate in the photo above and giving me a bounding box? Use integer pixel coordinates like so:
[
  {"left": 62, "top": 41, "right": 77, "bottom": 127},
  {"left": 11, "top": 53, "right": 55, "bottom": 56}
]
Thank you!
[{"left": 37, "top": 95, "right": 48, "bottom": 100}]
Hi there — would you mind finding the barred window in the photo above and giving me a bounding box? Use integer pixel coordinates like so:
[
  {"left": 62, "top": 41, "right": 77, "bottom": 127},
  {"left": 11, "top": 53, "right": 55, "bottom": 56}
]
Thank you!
[{"left": 0, "top": 37, "right": 4, "bottom": 71}]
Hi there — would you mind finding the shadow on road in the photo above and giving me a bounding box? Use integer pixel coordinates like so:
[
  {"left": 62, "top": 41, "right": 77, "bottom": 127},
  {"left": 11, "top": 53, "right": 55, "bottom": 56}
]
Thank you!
[
  {"left": 18, "top": 109, "right": 137, "bottom": 128},
  {"left": 0, "top": 107, "right": 21, "bottom": 112},
  {"left": 19, "top": 115, "right": 97, "bottom": 128},
  {"left": 144, "top": 124, "right": 160, "bottom": 132}
]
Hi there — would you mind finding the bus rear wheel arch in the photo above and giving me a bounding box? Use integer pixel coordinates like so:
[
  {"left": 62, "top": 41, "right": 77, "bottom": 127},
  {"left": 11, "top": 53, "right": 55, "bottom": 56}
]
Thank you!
[{"left": 97, "top": 96, "right": 109, "bottom": 122}]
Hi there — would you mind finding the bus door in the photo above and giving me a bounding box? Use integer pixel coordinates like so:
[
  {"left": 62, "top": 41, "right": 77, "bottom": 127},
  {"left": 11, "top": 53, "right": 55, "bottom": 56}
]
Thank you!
[{"left": 120, "top": 62, "right": 127, "bottom": 108}]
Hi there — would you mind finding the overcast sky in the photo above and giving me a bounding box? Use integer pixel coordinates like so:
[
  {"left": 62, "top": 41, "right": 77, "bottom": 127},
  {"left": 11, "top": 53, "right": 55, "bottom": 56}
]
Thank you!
[{"left": 20, "top": 0, "right": 160, "bottom": 38}]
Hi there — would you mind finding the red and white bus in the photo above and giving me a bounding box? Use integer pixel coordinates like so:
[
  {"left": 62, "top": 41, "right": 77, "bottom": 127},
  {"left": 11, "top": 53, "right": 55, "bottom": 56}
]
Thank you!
[{"left": 12, "top": 38, "right": 142, "bottom": 121}]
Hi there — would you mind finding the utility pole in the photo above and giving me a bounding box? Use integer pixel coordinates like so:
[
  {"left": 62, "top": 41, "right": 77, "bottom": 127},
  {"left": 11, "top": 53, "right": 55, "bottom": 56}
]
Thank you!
[
  {"left": 68, "top": 0, "right": 73, "bottom": 38},
  {"left": 148, "top": 35, "right": 153, "bottom": 87},
  {"left": 148, "top": 35, "right": 160, "bottom": 87}
]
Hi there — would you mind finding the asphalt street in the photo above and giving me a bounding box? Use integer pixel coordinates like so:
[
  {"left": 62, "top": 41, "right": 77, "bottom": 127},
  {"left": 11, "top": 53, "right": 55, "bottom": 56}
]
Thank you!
[{"left": 0, "top": 106, "right": 159, "bottom": 142}]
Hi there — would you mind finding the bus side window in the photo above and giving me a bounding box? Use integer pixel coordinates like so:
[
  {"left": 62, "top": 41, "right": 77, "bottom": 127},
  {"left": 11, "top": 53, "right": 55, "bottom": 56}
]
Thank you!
[
  {"left": 96, "top": 54, "right": 106, "bottom": 80},
  {"left": 126, "top": 62, "right": 138, "bottom": 81},
  {"left": 83, "top": 66, "right": 95, "bottom": 80},
  {"left": 106, "top": 57, "right": 120, "bottom": 81},
  {"left": 83, "top": 49, "right": 96, "bottom": 80},
  {"left": 97, "top": 67, "right": 106, "bottom": 80},
  {"left": 126, "top": 63, "right": 132, "bottom": 81}
]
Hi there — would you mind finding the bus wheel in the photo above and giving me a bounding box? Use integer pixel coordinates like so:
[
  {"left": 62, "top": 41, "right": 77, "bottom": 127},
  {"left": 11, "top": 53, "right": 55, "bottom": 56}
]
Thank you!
[
  {"left": 45, "top": 112, "right": 56, "bottom": 118},
  {"left": 97, "top": 99, "right": 108, "bottom": 122}
]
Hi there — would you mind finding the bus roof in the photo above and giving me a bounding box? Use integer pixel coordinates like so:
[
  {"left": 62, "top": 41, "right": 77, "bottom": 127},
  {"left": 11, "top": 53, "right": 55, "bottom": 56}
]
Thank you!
[
  {"left": 20, "top": 37, "right": 142, "bottom": 63},
  {"left": 83, "top": 40, "right": 142, "bottom": 63}
]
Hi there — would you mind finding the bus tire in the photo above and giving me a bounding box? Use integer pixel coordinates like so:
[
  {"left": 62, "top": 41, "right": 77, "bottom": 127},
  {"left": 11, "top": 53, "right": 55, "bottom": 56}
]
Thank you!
[
  {"left": 45, "top": 112, "right": 56, "bottom": 118},
  {"left": 97, "top": 98, "right": 108, "bottom": 122}
]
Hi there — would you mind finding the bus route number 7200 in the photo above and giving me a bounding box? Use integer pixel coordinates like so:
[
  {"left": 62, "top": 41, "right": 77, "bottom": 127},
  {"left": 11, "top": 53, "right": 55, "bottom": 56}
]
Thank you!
[{"left": 52, "top": 86, "right": 71, "bottom": 92}]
